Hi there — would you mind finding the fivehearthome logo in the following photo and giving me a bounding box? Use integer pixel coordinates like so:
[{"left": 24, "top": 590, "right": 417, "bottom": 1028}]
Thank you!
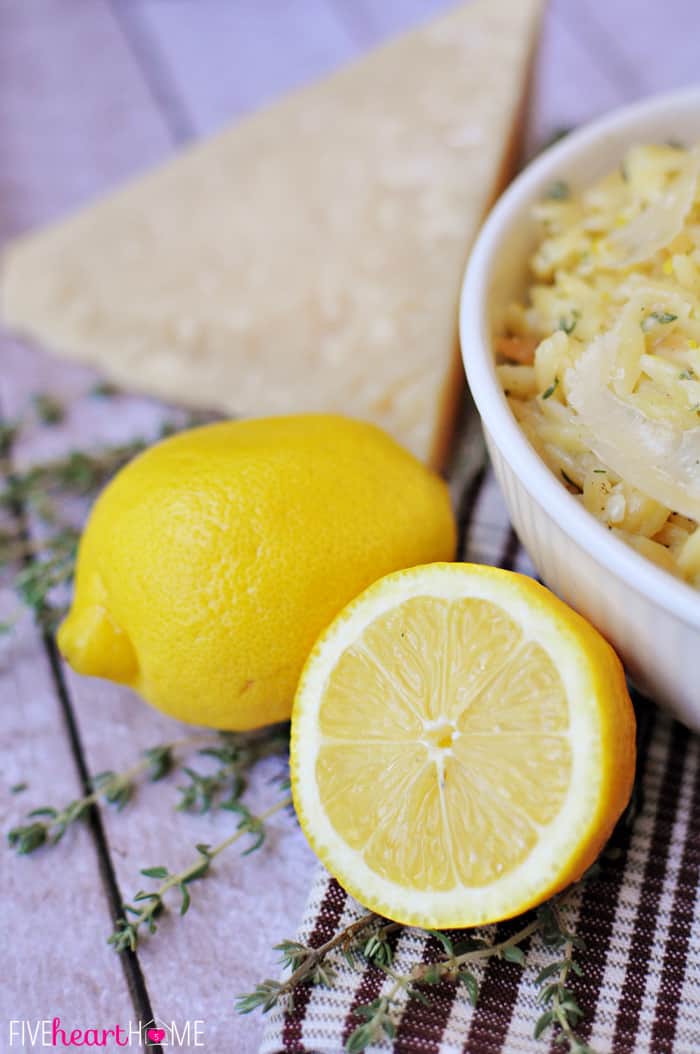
[{"left": 8, "top": 1017, "right": 205, "bottom": 1048}]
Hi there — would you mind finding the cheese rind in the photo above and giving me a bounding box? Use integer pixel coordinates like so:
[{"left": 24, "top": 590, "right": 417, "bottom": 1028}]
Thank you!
[{"left": 1, "top": 0, "right": 542, "bottom": 466}]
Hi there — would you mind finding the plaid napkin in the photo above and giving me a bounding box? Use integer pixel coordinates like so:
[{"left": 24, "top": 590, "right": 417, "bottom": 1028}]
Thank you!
[{"left": 260, "top": 405, "right": 700, "bottom": 1054}]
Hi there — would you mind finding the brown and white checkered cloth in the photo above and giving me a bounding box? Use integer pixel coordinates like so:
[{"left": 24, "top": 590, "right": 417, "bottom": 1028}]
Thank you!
[{"left": 260, "top": 407, "right": 700, "bottom": 1054}]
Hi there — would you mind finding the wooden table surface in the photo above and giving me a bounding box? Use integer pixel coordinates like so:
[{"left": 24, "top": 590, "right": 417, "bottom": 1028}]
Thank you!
[{"left": 1, "top": 2, "right": 698, "bottom": 1052}]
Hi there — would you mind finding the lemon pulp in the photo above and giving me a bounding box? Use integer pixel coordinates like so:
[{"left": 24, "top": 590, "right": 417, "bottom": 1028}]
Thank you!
[
  {"left": 316, "top": 596, "right": 572, "bottom": 892},
  {"left": 292, "top": 563, "right": 635, "bottom": 928}
]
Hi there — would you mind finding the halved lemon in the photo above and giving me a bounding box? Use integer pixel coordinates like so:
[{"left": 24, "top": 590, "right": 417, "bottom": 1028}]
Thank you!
[{"left": 291, "top": 563, "right": 635, "bottom": 928}]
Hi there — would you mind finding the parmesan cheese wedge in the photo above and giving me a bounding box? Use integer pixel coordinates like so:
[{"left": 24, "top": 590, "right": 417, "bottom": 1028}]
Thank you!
[{"left": 1, "top": 0, "right": 542, "bottom": 467}]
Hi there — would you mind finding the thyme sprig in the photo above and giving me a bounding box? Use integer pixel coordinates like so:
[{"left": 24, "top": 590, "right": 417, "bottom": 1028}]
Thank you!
[
  {"left": 344, "top": 917, "right": 541, "bottom": 1051},
  {"left": 0, "top": 400, "right": 216, "bottom": 634},
  {"left": 7, "top": 734, "right": 215, "bottom": 854},
  {"left": 177, "top": 729, "right": 290, "bottom": 814},
  {"left": 7, "top": 728, "right": 290, "bottom": 854},
  {"left": 533, "top": 903, "right": 591, "bottom": 1052},
  {"left": 346, "top": 991, "right": 402, "bottom": 1052},
  {"left": 0, "top": 436, "right": 150, "bottom": 634},
  {"left": 9, "top": 723, "right": 292, "bottom": 953},
  {"left": 360, "top": 921, "right": 402, "bottom": 969},
  {"left": 238, "top": 887, "right": 594, "bottom": 1054},
  {"left": 1, "top": 439, "right": 152, "bottom": 510},
  {"left": 237, "top": 912, "right": 381, "bottom": 1015},
  {"left": 110, "top": 795, "right": 292, "bottom": 952},
  {"left": 11, "top": 527, "right": 80, "bottom": 631}
]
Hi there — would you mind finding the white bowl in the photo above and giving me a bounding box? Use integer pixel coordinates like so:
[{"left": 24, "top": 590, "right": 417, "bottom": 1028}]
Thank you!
[{"left": 460, "top": 88, "right": 700, "bottom": 731}]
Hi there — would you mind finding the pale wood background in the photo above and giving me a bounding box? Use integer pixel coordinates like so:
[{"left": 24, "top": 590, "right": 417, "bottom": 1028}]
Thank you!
[{"left": 0, "top": 2, "right": 698, "bottom": 1053}]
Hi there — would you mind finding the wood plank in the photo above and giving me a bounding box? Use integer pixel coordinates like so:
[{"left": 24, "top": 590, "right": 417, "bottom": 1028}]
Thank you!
[
  {"left": 1, "top": 327, "right": 318, "bottom": 1054},
  {"left": 63, "top": 667, "right": 316, "bottom": 1054},
  {"left": 0, "top": 0, "right": 174, "bottom": 1036},
  {"left": 558, "top": 0, "right": 700, "bottom": 100},
  {"left": 0, "top": 3, "right": 317, "bottom": 1051},
  {"left": 523, "top": 0, "right": 628, "bottom": 157},
  {"left": 0, "top": 606, "right": 135, "bottom": 1035},
  {"left": 527, "top": 0, "right": 699, "bottom": 157},
  {"left": 122, "top": 0, "right": 358, "bottom": 134},
  {"left": 329, "top": 0, "right": 456, "bottom": 47},
  {"left": 0, "top": 0, "right": 174, "bottom": 239}
]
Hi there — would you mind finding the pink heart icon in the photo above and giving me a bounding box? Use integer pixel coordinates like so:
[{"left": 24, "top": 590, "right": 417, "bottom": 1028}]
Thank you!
[{"left": 147, "top": 1028, "right": 166, "bottom": 1043}]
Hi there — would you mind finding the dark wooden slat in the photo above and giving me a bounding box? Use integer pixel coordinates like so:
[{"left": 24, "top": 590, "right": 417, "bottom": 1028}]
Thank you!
[{"left": 44, "top": 637, "right": 163, "bottom": 1050}]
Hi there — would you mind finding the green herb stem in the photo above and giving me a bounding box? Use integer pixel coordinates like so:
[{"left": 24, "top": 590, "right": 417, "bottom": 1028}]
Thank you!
[
  {"left": 7, "top": 732, "right": 217, "bottom": 854},
  {"left": 112, "top": 794, "right": 293, "bottom": 952},
  {"left": 286, "top": 912, "right": 378, "bottom": 991},
  {"left": 448, "top": 918, "right": 538, "bottom": 971},
  {"left": 533, "top": 901, "right": 592, "bottom": 1051},
  {"left": 237, "top": 912, "right": 380, "bottom": 1015}
]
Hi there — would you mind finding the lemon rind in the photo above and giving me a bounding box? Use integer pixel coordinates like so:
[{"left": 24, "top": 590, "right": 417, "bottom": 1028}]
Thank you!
[{"left": 291, "top": 562, "right": 632, "bottom": 928}]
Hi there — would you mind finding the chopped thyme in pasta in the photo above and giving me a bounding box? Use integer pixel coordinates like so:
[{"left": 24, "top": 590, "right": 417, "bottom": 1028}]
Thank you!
[{"left": 497, "top": 143, "right": 700, "bottom": 589}]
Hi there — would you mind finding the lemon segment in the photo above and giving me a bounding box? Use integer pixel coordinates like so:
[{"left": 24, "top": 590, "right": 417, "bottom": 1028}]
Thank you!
[{"left": 291, "top": 563, "right": 635, "bottom": 928}]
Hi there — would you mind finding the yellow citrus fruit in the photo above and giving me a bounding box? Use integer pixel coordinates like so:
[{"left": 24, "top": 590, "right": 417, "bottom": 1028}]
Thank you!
[
  {"left": 57, "top": 415, "right": 455, "bottom": 730},
  {"left": 291, "top": 562, "right": 636, "bottom": 928}
]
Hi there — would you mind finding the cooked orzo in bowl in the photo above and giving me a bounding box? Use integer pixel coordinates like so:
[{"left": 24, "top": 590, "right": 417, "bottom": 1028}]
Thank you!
[
  {"left": 461, "top": 89, "right": 700, "bottom": 729},
  {"left": 497, "top": 143, "right": 700, "bottom": 588}
]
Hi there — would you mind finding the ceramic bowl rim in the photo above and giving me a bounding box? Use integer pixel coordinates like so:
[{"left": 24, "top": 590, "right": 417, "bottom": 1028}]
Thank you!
[{"left": 459, "top": 87, "right": 700, "bottom": 630}]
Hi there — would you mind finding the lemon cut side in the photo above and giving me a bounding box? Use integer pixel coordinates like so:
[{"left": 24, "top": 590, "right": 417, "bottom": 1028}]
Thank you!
[{"left": 291, "top": 563, "right": 635, "bottom": 928}]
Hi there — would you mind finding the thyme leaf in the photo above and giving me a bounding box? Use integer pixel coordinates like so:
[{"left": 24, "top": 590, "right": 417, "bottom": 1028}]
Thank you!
[
  {"left": 541, "top": 377, "right": 560, "bottom": 400},
  {"left": 89, "top": 381, "right": 120, "bottom": 398},
  {"left": 544, "top": 180, "right": 571, "bottom": 201},
  {"left": 32, "top": 393, "right": 65, "bottom": 425},
  {"left": 641, "top": 311, "right": 677, "bottom": 332},
  {"left": 558, "top": 310, "right": 580, "bottom": 335}
]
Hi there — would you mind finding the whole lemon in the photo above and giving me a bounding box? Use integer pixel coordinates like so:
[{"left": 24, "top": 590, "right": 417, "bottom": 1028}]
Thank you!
[{"left": 58, "top": 415, "right": 456, "bottom": 729}]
